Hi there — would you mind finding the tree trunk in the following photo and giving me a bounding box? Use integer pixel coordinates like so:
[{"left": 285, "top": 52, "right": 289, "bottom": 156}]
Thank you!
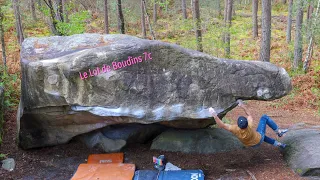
[
  {"left": 30, "top": 0, "right": 37, "bottom": 21},
  {"left": 307, "top": 4, "right": 312, "bottom": 21},
  {"left": 225, "top": 0, "right": 233, "bottom": 57},
  {"left": 304, "top": 0, "right": 320, "bottom": 72},
  {"left": 159, "top": 0, "right": 164, "bottom": 17},
  {"left": 62, "top": 0, "right": 69, "bottom": 23},
  {"left": 293, "top": 0, "right": 304, "bottom": 69},
  {"left": 286, "top": 0, "right": 293, "bottom": 43},
  {"left": 165, "top": 0, "right": 168, "bottom": 12},
  {"left": 182, "top": 0, "right": 187, "bottom": 19},
  {"left": 56, "top": 0, "right": 64, "bottom": 22},
  {"left": 252, "top": 0, "right": 258, "bottom": 38},
  {"left": 223, "top": 0, "right": 228, "bottom": 43},
  {"left": 193, "top": 0, "right": 202, "bottom": 52},
  {"left": 0, "top": 7, "right": 7, "bottom": 71},
  {"left": 259, "top": 0, "right": 271, "bottom": 62},
  {"left": 141, "top": 0, "right": 146, "bottom": 38},
  {"left": 191, "top": 0, "right": 194, "bottom": 20},
  {"left": 13, "top": 0, "right": 24, "bottom": 45},
  {"left": 104, "top": 0, "right": 109, "bottom": 34},
  {"left": 153, "top": 1, "right": 157, "bottom": 23},
  {"left": 142, "top": 0, "right": 156, "bottom": 39},
  {"left": 306, "top": 3, "right": 314, "bottom": 37},
  {"left": 117, "top": 0, "right": 125, "bottom": 34},
  {"left": 232, "top": 1, "right": 236, "bottom": 16},
  {"left": 217, "top": 0, "right": 222, "bottom": 17},
  {"left": 37, "top": 0, "right": 42, "bottom": 7},
  {"left": 44, "top": 0, "right": 61, "bottom": 35},
  {"left": 224, "top": 0, "right": 228, "bottom": 22}
]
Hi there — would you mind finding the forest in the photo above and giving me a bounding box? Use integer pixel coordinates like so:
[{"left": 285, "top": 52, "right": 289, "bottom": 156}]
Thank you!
[{"left": 0, "top": 0, "right": 320, "bottom": 179}]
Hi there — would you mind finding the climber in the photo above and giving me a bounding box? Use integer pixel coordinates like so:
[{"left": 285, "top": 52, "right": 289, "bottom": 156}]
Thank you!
[{"left": 208, "top": 100, "right": 288, "bottom": 149}]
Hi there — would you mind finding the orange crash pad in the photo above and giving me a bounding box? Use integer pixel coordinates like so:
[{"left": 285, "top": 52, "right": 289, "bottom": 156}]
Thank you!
[
  {"left": 71, "top": 163, "right": 135, "bottom": 180},
  {"left": 87, "top": 153, "right": 124, "bottom": 164}
]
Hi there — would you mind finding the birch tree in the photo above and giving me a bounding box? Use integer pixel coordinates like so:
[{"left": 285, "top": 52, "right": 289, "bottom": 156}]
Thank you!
[
  {"left": 293, "top": 0, "right": 304, "bottom": 69},
  {"left": 304, "top": 0, "right": 320, "bottom": 72},
  {"left": 286, "top": 0, "right": 293, "bottom": 43},
  {"left": 142, "top": 0, "right": 156, "bottom": 39},
  {"left": 225, "top": 0, "right": 233, "bottom": 57}
]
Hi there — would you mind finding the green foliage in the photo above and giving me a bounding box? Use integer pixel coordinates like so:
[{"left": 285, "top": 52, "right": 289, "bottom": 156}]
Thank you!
[
  {"left": 0, "top": 2, "right": 15, "bottom": 32},
  {"left": 0, "top": 66, "right": 21, "bottom": 109},
  {"left": 288, "top": 68, "right": 305, "bottom": 77},
  {"left": 272, "top": 2, "right": 287, "bottom": 13},
  {"left": 56, "top": 11, "right": 90, "bottom": 36},
  {"left": 157, "top": 0, "right": 169, "bottom": 8},
  {"left": 210, "top": 118, "right": 232, "bottom": 128},
  {"left": 0, "top": 153, "right": 7, "bottom": 160},
  {"left": 38, "top": 3, "right": 51, "bottom": 17},
  {"left": 311, "top": 87, "right": 320, "bottom": 98}
]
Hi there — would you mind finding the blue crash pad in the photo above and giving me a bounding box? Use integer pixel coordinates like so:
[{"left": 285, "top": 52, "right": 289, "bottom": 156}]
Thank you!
[
  {"left": 133, "top": 170, "right": 159, "bottom": 180},
  {"left": 134, "top": 170, "right": 204, "bottom": 180}
]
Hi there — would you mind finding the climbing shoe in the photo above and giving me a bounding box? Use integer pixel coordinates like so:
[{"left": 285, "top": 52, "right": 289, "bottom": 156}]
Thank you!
[
  {"left": 277, "top": 129, "right": 288, "bottom": 137},
  {"left": 279, "top": 143, "right": 287, "bottom": 149}
]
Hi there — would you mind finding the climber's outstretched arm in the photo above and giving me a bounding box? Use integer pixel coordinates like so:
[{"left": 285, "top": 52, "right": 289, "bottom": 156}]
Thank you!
[
  {"left": 209, "top": 108, "right": 230, "bottom": 131},
  {"left": 237, "top": 100, "right": 253, "bottom": 125}
]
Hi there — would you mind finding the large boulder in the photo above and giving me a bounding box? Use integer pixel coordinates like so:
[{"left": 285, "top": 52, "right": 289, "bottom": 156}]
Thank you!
[
  {"left": 151, "top": 128, "right": 244, "bottom": 154},
  {"left": 18, "top": 33, "right": 292, "bottom": 149},
  {"left": 282, "top": 126, "right": 320, "bottom": 177}
]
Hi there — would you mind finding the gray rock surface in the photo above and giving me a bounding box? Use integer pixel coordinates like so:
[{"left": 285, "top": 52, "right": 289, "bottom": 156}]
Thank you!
[
  {"left": 77, "top": 130, "right": 126, "bottom": 152},
  {"left": 282, "top": 127, "right": 320, "bottom": 177},
  {"left": 1, "top": 158, "right": 15, "bottom": 171},
  {"left": 101, "top": 123, "right": 167, "bottom": 144},
  {"left": 77, "top": 123, "right": 166, "bottom": 152},
  {"left": 18, "top": 33, "right": 292, "bottom": 149},
  {"left": 151, "top": 128, "right": 244, "bottom": 154}
]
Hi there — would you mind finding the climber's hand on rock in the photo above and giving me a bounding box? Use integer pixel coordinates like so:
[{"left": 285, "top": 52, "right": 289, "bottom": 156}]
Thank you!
[
  {"left": 237, "top": 99, "right": 244, "bottom": 107},
  {"left": 209, "top": 107, "right": 217, "bottom": 116}
]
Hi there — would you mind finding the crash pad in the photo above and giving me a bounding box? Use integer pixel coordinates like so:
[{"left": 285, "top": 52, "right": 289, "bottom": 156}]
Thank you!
[
  {"left": 87, "top": 153, "right": 124, "bottom": 164},
  {"left": 133, "top": 170, "right": 159, "bottom": 180},
  {"left": 158, "top": 170, "right": 205, "bottom": 180},
  {"left": 71, "top": 163, "right": 135, "bottom": 180},
  {"left": 133, "top": 170, "right": 204, "bottom": 180}
]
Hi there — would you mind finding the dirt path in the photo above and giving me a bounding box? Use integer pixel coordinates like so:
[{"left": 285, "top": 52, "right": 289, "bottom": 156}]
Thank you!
[{"left": 0, "top": 100, "right": 319, "bottom": 179}]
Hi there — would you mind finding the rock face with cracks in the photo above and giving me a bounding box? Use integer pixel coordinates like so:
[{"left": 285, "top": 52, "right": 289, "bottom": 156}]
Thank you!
[
  {"left": 282, "top": 124, "right": 320, "bottom": 177},
  {"left": 18, "top": 33, "right": 292, "bottom": 149},
  {"left": 151, "top": 128, "right": 244, "bottom": 154}
]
